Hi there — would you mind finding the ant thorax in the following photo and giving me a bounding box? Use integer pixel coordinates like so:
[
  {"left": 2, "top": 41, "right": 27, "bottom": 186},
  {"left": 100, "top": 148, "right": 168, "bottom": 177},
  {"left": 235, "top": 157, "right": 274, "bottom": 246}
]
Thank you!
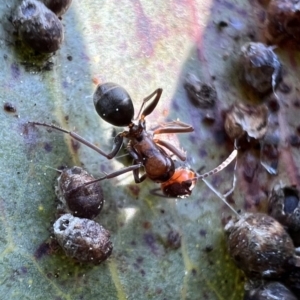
[{"left": 126, "top": 119, "right": 146, "bottom": 140}]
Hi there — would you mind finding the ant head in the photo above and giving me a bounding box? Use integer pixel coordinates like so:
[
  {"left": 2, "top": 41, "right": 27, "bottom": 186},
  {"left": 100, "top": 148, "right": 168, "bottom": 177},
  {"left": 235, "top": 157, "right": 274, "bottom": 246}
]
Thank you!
[
  {"left": 161, "top": 167, "right": 197, "bottom": 198},
  {"left": 93, "top": 82, "right": 134, "bottom": 127}
]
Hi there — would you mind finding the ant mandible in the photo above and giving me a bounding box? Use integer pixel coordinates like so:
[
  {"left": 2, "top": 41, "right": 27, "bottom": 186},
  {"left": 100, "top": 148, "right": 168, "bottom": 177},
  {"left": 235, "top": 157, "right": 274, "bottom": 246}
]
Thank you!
[{"left": 30, "top": 82, "right": 237, "bottom": 198}]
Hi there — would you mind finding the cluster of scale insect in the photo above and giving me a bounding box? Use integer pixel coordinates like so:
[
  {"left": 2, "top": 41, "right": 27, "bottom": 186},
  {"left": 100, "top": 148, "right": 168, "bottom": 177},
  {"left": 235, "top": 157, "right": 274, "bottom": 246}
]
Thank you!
[
  {"left": 183, "top": 2, "right": 300, "bottom": 298},
  {"left": 224, "top": 185, "right": 300, "bottom": 299},
  {"left": 53, "top": 166, "right": 113, "bottom": 265},
  {"left": 20, "top": 0, "right": 300, "bottom": 293},
  {"left": 12, "top": 0, "right": 72, "bottom": 53}
]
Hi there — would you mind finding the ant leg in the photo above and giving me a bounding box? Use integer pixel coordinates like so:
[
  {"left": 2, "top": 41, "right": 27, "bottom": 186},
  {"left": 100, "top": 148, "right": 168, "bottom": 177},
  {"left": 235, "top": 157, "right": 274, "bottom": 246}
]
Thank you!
[
  {"left": 82, "top": 161, "right": 146, "bottom": 186},
  {"left": 153, "top": 121, "right": 194, "bottom": 135},
  {"left": 132, "top": 167, "right": 147, "bottom": 183},
  {"left": 28, "top": 121, "right": 123, "bottom": 159},
  {"left": 83, "top": 163, "right": 143, "bottom": 186},
  {"left": 135, "top": 88, "right": 163, "bottom": 119},
  {"left": 126, "top": 144, "right": 147, "bottom": 183},
  {"left": 154, "top": 139, "right": 187, "bottom": 161}
]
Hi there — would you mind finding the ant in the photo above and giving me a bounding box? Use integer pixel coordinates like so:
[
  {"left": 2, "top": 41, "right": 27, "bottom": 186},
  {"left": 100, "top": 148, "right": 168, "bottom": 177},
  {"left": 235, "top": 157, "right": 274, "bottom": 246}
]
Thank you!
[{"left": 29, "top": 82, "right": 237, "bottom": 198}]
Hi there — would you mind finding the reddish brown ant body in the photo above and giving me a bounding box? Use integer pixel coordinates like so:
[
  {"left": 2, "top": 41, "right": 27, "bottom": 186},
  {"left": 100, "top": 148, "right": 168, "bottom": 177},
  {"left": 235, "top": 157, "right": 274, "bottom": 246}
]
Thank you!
[{"left": 30, "top": 82, "right": 236, "bottom": 197}]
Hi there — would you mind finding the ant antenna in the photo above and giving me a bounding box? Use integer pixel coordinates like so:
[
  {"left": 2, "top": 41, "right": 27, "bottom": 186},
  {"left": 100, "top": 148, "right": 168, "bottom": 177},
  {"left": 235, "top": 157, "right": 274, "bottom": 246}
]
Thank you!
[
  {"left": 190, "top": 137, "right": 241, "bottom": 216},
  {"left": 195, "top": 149, "right": 238, "bottom": 180},
  {"left": 45, "top": 165, "right": 63, "bottom": 173},
  {"left": 134, "top": 97, "right": 149, "bottom": 120},
  {"left": 202, "top": 178, "right": 240, "bottom": 216},
  {"left": 196, "top": 149, "right": 239, "bottom": 216},
  {"left": 133, "top": 90, "right": 157, "bottom": 121}
]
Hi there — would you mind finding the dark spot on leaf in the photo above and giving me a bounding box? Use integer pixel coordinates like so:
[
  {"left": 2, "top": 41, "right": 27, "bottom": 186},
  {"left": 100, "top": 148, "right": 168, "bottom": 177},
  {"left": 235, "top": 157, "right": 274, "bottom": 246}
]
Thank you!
[
  {"left": 191, "top": 268, "right": 197, "bottom": 276},
  {"left": 226, "top": 194, "right": 236, "bottom": 205},
  {"left": 217, "top": 20, "right": 228, "bottom": 29},
  {"left": 167, "top": 230, "right": 181, "bottom": 249},
  {"left": 293, "top": 99, "right": 300, "bottom": 108},
  {"left": 204, "top": 245, "right": 213, "bottom": 253},
  {"left": 213, "top": 128, "right": 227, "bottom": 145},
  {"left": 278, "top": 82, "right": 291, "bottom": 94},
  {"left": 267, "top": 98, "right": 280, "bottom": 112},
  {"left": 136, "top": 256, "right": 143, "bottom": 264},
  {"left": 67, "top": 55, "right": 73, "bottom": 61},
  {"left": 199, "top": 229, "right": 207, "bottom": 237},
  {"left": 142, "top": 221, "right": 151, "bottom": 229},
  {"left": 34, "top": 241, "right": 51, "bottom": 259},
  {"left": 289, "top": 135, "right": 300, "bottom": 147},
  {"left": 3, "top": 102, "right": 16, "bottom": 113},
  {"left": 140, "top": 269, "right": 145, "bottom": 276},
  {"left": 128, "top": 184, "right": 140, "bottom": 197},
  {"left": 71, "top": 139, "right": 80, "bottom": 152},
  {"left": 44, "top": 142, "right": 52, "bottom": 152},
  {"left": 42, "top": 61, "right": 54, "bottom": 71},
  {"left": 160, "top": 209, "right": 165, "bottom": 214},
  {"left": 144, "top": 233, "right": 158, "bottom": 254},
  {"left": 202, "top": 112, "right": 216, "bottom": 125},
  {"left": 11, "top": 62, "right": 20, "bottom": 79},
  {"left": 243, "top": 153, "right": 258, "bottom": 183}
]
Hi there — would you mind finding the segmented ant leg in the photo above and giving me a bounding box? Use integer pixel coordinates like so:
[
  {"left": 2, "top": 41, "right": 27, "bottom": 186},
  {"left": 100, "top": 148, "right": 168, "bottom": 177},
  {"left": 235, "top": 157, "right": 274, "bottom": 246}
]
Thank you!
[
  {"left": 126, "top": 145, "right": 147, "bottom": 183},
  {"left": 153, "top": 120, "right": 194, "bottom": 135},
  {"left": 134, "top": 88, "right": 163, "bottom": 119},
  {"left": 82, "top": 163, "right": 143, "bottom": 187},
  {"left": 132, "top": 167, "right": 147, "bottom": 183},
  {"left": 28, "top": 121, "right": 124, "bottom": 159},
  {"left": 154, "top": 139, "right": 187, "bottom": 161}
]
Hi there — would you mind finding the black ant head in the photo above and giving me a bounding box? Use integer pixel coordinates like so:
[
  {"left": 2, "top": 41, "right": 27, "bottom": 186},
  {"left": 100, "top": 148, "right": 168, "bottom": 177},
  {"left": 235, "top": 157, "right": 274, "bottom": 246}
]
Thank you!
[
  {"left": 161, "top": 167, "right": 197, "bottom": 198},
  {"left": 93, "top": 82, "right": 134, "bottom": 127}
]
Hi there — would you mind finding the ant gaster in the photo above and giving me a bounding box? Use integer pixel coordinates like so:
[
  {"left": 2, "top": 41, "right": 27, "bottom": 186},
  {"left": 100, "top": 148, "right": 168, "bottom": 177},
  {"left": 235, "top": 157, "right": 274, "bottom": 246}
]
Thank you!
[{"left": 30, "top": 82, "right": 237, "bottom": 198}]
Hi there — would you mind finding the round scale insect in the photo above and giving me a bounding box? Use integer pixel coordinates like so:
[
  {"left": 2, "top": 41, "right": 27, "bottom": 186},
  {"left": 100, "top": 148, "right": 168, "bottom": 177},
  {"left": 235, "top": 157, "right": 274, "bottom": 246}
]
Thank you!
[
  {"left": 30, "top": 83, "right": 237, "bottom": 198},
  {"left": 240, "top": 42, "right": 282, "bottom": 94},
  {"left": 268, "top": 184, "right": 300, "bottom": 246},
  {"left": 224, "top": 102, "right": 269, "bottom": 141},
  {"left": 244, "top": 281, "right": 297, "bottom": 300},
  {"left": 225, "top": 212, "right": 296, "bottom": 279},
  {"left": 184, "top": 73, "right": 217, "bottom": 108},
  {"left": 266, "top": 0, "right": 300, "bottom": 45},
  {"left": 55, "top": 166, "right": 103, "bottom": 219},
  {"left": 12, "top": 0, "right": 64, "bottom": 53},
  {"left": 41, "top": 0, "right": 72, "bottom": 17},
  {"left": 53, "top": 214, "right": 113, "bottom": 264}
]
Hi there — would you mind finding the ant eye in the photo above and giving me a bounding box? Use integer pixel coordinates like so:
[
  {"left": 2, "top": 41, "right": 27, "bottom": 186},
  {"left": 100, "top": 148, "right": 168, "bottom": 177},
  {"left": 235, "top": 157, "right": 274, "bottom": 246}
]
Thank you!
[{"left": 93, "top": 82, "right": 134, "bottom": 127}]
